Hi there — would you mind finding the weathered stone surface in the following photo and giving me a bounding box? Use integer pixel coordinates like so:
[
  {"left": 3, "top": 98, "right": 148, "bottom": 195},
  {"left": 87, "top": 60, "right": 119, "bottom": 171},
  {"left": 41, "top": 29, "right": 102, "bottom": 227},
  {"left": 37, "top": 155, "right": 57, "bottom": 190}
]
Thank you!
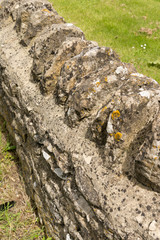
[
  {"left": 56, "top": 47, "right": 120, "bottom": 105},
  {"left": 31, "top": 23, "right": 85, "bottom": 94},
  {"left": 44, "top": 38, "right": 98, "bottom": 94},
  {"left": 0, "top": 0, "right": 160, "bottom": 240},
  {"left": 15, "top": 0, "right": 64, "bottom": 46}
]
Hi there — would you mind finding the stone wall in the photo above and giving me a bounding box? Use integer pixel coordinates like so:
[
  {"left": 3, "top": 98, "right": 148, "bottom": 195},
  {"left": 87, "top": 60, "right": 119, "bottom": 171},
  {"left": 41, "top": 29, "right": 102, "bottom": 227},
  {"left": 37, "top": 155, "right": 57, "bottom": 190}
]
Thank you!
[{"left": 0, "top": 0, "right": 160, "bottom": 239}]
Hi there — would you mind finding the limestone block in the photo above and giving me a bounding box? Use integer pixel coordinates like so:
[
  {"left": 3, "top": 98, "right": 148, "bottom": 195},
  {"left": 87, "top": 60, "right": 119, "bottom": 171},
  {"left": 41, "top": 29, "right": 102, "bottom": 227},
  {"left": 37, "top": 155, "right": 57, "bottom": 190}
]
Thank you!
[
  {"left": 31, "top": 23, "right": 85, "bottom": 94},
  {"left": 57, "top": 46, "right": 120, "bottom": 105},
  {"left": 44, "top": 38, "right": 97, "bottom": 94},
  {"left": 14, "top": 0, "right": 64, "bottom": 46},
  {"left": 135, "top": 111, "right": 160, "bottom": 191},
  {"left": 0, "top": 0, "right": 19, "bottom": 27}
]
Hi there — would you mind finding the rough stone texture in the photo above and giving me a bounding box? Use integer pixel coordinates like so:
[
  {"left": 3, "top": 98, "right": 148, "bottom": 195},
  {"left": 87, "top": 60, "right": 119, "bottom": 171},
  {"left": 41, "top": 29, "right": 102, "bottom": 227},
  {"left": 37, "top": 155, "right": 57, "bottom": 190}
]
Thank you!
[
  {"left": 0, "top": 0, "right": 160, "bottom": 239},
  {"left": 31, "top": 24, "right": 87, "bottom": 94},
  {"left": 15, "top": 0, "right": 64, "bottom": 46}
]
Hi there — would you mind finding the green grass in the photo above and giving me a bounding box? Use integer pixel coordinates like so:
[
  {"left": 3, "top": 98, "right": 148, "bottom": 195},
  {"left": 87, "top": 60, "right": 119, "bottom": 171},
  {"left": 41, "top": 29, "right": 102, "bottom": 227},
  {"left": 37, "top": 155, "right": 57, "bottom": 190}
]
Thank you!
[
  {"left": 0, "top": 207, "right": 46, "bottom": 240},
  {"left": 50, "top": 0, "right": 160, "bottom": 83},
  {"left": 0, "top": 117, "right": 52, "bottom": 240},
  {"left": 2, "top": 141, "right": 16, "bottom": 153}
]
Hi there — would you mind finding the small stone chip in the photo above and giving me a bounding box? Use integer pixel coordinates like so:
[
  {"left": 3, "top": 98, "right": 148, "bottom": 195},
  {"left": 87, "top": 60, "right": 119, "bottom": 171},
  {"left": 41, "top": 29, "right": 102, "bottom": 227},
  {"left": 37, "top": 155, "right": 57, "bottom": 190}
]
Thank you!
[
  {"left": 149, "top": 220, "right": 157, "bottom": 231},
  {"left": 66, "top": 233, "right": 72, "bottom": 240},
  {"left": 42, "top": 150, "right": 50, "bottom": 160}
]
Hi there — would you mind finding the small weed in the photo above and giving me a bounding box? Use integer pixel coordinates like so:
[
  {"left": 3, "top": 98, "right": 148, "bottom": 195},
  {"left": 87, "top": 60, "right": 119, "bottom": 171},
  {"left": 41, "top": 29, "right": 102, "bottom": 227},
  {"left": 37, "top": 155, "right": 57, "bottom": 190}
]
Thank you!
[
  {"left": 2, "top": 121, "right": 6, "bottom": 130},
  {"left": 0, "top": 208, "right": 21, "bottom": 239},
  {"left": 0, "top": 207, "right": 46, "bottom": 240},
  {"left": 2, "top": 141, "right": 16, "bottom": 153}
]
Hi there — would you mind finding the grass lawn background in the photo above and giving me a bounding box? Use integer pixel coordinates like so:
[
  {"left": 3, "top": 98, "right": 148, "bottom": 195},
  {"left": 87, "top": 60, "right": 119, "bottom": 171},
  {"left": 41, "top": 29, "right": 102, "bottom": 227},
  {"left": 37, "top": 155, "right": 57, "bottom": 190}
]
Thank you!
[{"left": 50, "top": 0, "right": 160, "bottom": 84}]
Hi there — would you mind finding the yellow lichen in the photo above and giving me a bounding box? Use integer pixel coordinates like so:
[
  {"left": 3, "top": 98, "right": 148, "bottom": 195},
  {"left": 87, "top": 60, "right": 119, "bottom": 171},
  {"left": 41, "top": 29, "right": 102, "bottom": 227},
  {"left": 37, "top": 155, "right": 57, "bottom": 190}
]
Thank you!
[
  {"left": 104, "top": 229, "right": 109, "bottom": 235},
  {"left": 104, "top": 77, "right": 108, "bottom": 82},
  {"left": 89, "top": 87, "right": 96, "bottom": 93},
  {"left": 95, "top": 81, "right": 100, "bottom": 87},
  {"left": 52, "top": 74, "right": 57, "bottom": 80},
  {"left": 106, "top": 49, "right": 112, "bottom": 56},
  {"left": 42, "top": 8, "right": 50, "bottom": 13},
  {"left": 80, "top": 110, "right": 86, "bottom": 117},
  {"left": 114, "top": 132, "right": 122, "bottom": 141},
  {"left": 111, "top": 110, "right": 120, "bottom": 120},
  {"left": 96, "top": 124, "right": 102, "bottom": 132},
  {"left": 97, "top": 125, "right": 101, "bottom": 132},
  {"left": 104, "top": 228, "right": 114, "bottom": 234},
  {"left": 101, "top": 106, "right": 107, "bottom": 112},
  {"left": 100, "top": 121, "right": 104, "bottom": 126},
  {"left": 66, "top": 65, "right": 69, "bottom": 69}
]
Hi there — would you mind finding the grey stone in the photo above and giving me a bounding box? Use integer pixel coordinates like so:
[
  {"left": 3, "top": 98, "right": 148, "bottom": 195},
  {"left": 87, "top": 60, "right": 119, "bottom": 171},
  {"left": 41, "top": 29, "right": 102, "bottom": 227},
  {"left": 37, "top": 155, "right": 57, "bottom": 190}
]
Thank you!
[
  {"left": 31, "top": 24, "right": 86, "bottom": 94},
  {"left": 14, "top": 0, "right": 64, "bottom": 46}
]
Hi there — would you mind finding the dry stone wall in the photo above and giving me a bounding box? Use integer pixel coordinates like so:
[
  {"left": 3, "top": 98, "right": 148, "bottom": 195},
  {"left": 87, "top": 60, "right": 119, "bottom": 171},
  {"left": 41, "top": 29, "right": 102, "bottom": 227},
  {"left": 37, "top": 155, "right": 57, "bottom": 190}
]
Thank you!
[{"left": 0, "top": 0, "right": 160, "bottom": 239}]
